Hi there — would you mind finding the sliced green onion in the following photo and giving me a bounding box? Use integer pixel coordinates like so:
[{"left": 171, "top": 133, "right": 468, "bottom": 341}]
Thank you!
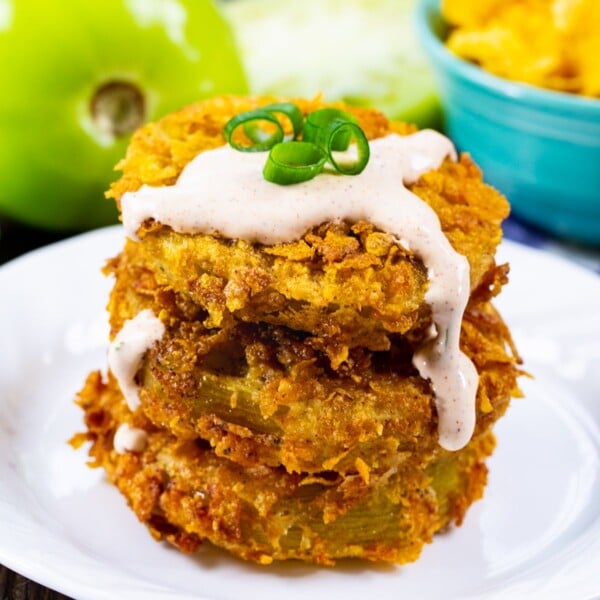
[
  {"left": 303, "top": 108, "right": 358, "bottom": 151},
  {"left": 323, "top": 120, "right": 370, "bottom": 175},
  {"left": 224, "top": 102, "right": 303, "bottom": 151},
  {"left": 224, "top": 104, "right": 370, "bottom": 183},
  {"left": 223, "top": 109, "right": 284, "bottom": 152},
  {"left": 242, "top": 122, "right": 276, "bottom": 145},
  {"left": 263, "top": 141, "right": 327, "bottom": 185},
  {"left": 261, "top": 102, "right": 304, "bottom": 139}
]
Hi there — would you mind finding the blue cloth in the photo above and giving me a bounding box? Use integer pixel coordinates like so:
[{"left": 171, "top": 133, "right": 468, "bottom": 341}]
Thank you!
[{"left": 503, "top": 216, "right": 600, "bottom": 275}]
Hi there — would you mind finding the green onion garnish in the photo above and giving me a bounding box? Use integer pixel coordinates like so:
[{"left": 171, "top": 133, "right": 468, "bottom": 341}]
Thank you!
[
  {"left": 263, "top": 141, "right": 327, "bottom": 185},
  {"left": 321, "top": 119, "right": 370, "bottom": 175},
  {"left": 223, "top": 109, "right": 284, "bottom": 152},
  {"left": 303, "top": 108, "right": 358, "bottom": 151},
  {"left": 223, "top": 102, "right": 303, "bottom": 152},
  {"left": 223, "top": 102, "right": 371, "bottom": 185},
  {"left": 261, "top": 102, "right": 304, "bottom": 140}
]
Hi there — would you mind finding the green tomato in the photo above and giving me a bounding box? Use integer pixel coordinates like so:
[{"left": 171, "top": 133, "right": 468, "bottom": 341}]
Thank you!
[{"left": 0, "top": 0, "right": 247, "bottom": 231}]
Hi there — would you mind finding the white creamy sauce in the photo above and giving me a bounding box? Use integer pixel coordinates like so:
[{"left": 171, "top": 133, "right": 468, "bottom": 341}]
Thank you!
[
  {"left": 120, "top": 131, "right": 478, "bottom": 451},
  {"left": 108, "top": 308, "right": 165, "bottom": 412},
  {"left": 113, "top": 422, "right": 148, "bottom": 454}
]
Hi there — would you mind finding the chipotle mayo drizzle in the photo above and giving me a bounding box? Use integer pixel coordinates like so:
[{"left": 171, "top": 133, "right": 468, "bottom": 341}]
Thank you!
[
  {"left": 108, "top": 308, "right": 165, "bottom": 412},
  {"left": 120, "top": 131, "right": 478, "bottom": 451},
  {"left": 113, "top": 423, "right": 148, "bottom": 454}
]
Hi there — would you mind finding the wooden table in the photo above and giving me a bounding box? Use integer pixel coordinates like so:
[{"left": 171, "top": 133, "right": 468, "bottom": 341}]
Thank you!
[
  {"left": 0, "top": 565, "right": 72, "bottom": 600},
  {"left": 0, "top": 219, "right": 78, "bottom": 600}
]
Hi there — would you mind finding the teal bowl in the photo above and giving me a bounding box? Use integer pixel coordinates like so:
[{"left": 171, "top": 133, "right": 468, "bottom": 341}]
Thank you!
[{"left": 416, "top": 0, "right": 600, "bottom": 246}]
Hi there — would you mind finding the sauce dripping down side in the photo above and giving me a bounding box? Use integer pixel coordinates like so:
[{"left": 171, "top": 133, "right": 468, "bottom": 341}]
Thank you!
[
  {"left": 108, "top": 308, "right": 165, "bottom": 412},
  {"left": 113, "top": 423, "right": 148, "bottom": 454},
  {"left": 120, "top": 131, "right": 478, "bottom": 451}
]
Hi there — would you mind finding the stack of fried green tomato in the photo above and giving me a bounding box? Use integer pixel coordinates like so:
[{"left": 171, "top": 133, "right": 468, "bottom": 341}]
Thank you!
[{"left": 73, "top": 96, "right": 522, "bottom": 565}]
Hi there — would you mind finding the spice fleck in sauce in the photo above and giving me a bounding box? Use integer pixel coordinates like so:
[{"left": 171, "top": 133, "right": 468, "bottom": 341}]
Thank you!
[{"left": 119, "top": 131, "right": 478, "bottom": 451}]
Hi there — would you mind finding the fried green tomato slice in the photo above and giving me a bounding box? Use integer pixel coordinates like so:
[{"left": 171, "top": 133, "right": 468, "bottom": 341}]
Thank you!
[
  {"left": 102, "top": 255, "right": 520, "bottom": 476},
  {"left": 73, "top": 370, "right": 496, "bottom": 565}
]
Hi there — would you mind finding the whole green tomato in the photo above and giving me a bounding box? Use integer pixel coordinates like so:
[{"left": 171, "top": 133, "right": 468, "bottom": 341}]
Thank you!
[{"left": 0, "top": 0, "right": 247, "bottom": 231}]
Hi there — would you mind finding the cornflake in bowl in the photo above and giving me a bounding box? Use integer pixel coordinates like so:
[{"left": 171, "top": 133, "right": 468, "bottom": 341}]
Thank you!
[{"left": 417, "top": 0, "right": 600, "bottom": 246}]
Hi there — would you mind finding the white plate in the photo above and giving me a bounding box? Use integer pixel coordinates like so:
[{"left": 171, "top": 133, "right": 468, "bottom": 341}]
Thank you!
[{"left": 1, "top": 226, "right": 599, "bottom": 600}]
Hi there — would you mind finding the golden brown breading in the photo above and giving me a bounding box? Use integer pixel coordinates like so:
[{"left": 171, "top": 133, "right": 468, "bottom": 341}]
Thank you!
[
  {"left": 103, "top": 254, "right": 520, "bottom": 476},
  {"left": 121, "top": 224, "right": 429, "bottom": 361},
  {"left": 74, "top": 371, "right": 495, "bottom": 565}
]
